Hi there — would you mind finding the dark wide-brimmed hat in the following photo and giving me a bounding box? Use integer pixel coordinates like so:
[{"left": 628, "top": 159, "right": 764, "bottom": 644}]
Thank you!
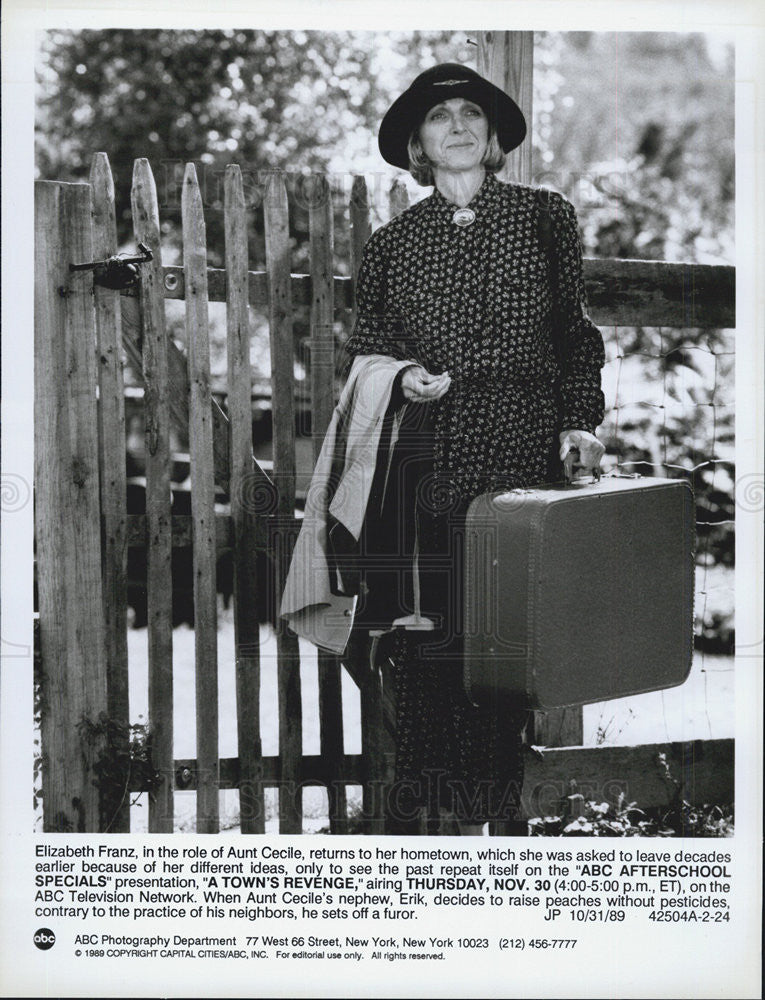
[{"left": 378, "top": 62, "right": 527, "bottom": 170}]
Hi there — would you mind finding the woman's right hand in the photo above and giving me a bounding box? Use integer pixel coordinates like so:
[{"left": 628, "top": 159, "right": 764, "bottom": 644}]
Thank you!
[{"left": 400, "top": 364, "right": 451, "bottom": 403}]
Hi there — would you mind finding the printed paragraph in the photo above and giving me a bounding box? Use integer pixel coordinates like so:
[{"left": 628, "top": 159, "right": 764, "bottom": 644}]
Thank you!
[{"left": 33, "top": 843, "right": 732, "bottom": 928}]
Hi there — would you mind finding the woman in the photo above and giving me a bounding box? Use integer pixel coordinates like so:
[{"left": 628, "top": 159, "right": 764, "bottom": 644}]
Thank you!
[{"left": 307, "top": 63, "right": 605, "bottom": 835}]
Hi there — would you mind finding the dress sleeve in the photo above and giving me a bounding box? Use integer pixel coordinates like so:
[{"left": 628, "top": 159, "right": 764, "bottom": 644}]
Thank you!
[
  {"left": 547, "top": 192, "right": 606, "bottom": 434},
  {"left": 343, "top": 226, "right": 412, "bottom": 365}
]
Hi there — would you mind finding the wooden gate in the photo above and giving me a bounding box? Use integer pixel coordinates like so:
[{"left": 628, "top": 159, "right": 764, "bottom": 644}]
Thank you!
[{"left": 36, "top": 155, "right": 380, "bottom": 834}]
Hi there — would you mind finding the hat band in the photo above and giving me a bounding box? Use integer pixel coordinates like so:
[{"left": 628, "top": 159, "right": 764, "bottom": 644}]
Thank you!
[{"left": 432, "top": 78, "right": 471, "bottom": 86}]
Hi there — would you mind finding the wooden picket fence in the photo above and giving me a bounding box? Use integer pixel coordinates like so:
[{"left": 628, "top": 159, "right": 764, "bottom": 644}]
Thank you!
[{"left": 34, "top": 153, "right": 735, "bottom": 835}]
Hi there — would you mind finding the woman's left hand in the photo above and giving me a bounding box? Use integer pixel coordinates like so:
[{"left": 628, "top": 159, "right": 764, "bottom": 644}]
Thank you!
[
  {"left": 559, "top": 429, "right": 605, "bottom": 480},
  {"left": 400, "top": 364, "right": 451, "bottom": 403}
]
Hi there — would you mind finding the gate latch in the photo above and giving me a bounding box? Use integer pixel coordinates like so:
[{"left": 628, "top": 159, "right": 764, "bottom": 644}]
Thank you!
[{"left": 70, "top": 242, "right": 153, "bottom": 290}]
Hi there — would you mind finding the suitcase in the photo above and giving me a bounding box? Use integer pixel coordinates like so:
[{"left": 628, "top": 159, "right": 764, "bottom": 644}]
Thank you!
[{"left": 463, "top": 475, "right": 695, "bottom": 710}]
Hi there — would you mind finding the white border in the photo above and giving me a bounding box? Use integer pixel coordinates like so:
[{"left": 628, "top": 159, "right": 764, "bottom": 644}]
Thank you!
[{"left": 2, "top": 3, "right": 762, "bottom": 997}]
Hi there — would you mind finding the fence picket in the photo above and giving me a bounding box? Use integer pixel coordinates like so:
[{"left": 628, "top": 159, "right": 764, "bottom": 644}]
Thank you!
[
  {"left": 263, "top": 171, "right": 302, "bottom": 833},
  {"left": 350, "top": 177, "right": 405, "bottom": 831},
  {"left": 360, "top": 643, "right": 387, "bottom": 834},
  {"left": 354, "top": 661, "right": 387, "bottom": 834},
  {"left": 182, "top": 163, "right": 220, "bottom": 833},
  {"left": 307, "top": 175, "right": 348, "bottom": 833},
  {"left": 388, "top": 178, "right": 410, "bottom": 219},
  {"left": 349, "top": 176, "right": 371, "bottom": 321},
  {"left": 224, "top": 164, "right": 265, "bottom": 834},
  {"left": 119, "top": 296, "right": 237, "bottom": 494},
  {"left": 348, "top": 176, "right": 399, "bottom": 831},
  {"left": 89, "top": 153, "right": 130, "bottom": 832},
  {"left": 131, "top": 158, "right": 174, "bottom": 832},
  {"left": 308, "top": 174, "right": 336, "bottom": 456},
  {"left": 34, "top": 181, "right": 108, "bottom": 831}
]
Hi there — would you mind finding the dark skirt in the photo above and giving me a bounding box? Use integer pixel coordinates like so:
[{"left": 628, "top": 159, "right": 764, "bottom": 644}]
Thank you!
[{"left": 354, "top": 400, "right": 529, "bottom": 829}]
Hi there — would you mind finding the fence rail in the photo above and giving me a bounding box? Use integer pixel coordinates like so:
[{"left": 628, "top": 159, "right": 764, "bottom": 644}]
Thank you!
[
  {"left": 34, "top": 154, "right": 735, "bottom": 834},
  {"left": 153, "top": 257, "right": 734, "bottom": 328}
]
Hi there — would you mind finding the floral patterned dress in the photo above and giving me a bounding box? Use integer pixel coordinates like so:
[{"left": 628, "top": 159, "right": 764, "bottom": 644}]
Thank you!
[{"left": 343, "top": 172, "right": 605, "bottom": 829}]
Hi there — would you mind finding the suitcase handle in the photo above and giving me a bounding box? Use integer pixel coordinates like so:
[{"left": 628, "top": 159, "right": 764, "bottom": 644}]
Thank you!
[
  {"left": 564, "top": 471, "right": 601, "bottom": 487},
  {"left": 562, "top": 446, "right": 602, "bottom": 484},
  {"left": 563, "top": 469, "right": 644, "bottom": 487}
]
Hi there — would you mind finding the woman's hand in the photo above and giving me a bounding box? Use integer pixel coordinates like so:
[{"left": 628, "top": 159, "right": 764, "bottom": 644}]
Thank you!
[
  {"left": 559, "top": 429, "right": 605, "bottom": 480},
  {"left": 400, "top": 364, "right": 451, "bottom": 403}
]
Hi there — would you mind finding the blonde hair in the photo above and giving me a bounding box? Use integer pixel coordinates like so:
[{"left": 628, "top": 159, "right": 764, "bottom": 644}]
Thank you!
[{"left": 407, "top": 126, "right": 506, "bottom": 187}]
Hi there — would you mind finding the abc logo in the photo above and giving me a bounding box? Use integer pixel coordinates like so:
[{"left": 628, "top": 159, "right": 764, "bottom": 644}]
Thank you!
[{"left": 34, "top": 928, "right": 56, "bottom": 950}]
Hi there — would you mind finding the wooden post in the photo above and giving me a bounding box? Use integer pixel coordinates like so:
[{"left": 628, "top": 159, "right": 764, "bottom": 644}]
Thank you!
[
  {"left": 349, "top": 177, "right": 371, "bottom": 289},
  {"left": 307, "top": 174, "right": 348, "bottom": 834},
  {"left": 89, "top": 153, "right": 130, "bottom": 832},
  {"left": 347, "top": 175, "right": 372, "bottom": 353},
  {"left": 388, "top": 178, "right": 410, "bottom": 219},
  {"left": 182, "top": 163, "right": 220, "bottom": 833},
  {"left": 224, "top": 164, "right": 266, "bottom": 834},
  {"left": 131, "top": 159, "right": 174, "bottom": 832},
  {"left": 307, "top": 174, "right": 336, "bottom": 457},
  {"left": 530, "top": 709, "right": 584, "bottom": 750},
  {"left": 35, "top": 180, "right": 108, "bottom": 831},
  {"left": 263, "top": 171, "right": 303, "bottom": 834},
  {"left": 360, "top": 642, "right": 387, "bottom": 835},
  {"left": 477, "top": 31, "right": 534, "bottom": 186},
  {"left": 477, "top": 31, "right": 583, "bottom": 774}
]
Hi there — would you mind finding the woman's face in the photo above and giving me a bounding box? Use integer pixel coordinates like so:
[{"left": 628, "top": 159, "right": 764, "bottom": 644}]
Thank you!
[{"left": 417, "top": 97, "right": 489, "bottom": 174}]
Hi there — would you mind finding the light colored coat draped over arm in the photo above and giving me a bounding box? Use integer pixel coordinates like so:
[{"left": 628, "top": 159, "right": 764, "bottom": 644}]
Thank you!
[{"left": 279, "top": 354, "right": 413, "bottom": 653}]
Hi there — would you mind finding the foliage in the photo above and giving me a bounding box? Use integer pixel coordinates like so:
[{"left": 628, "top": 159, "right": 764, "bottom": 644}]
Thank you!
[
  {"left": 36, "top": 29, "right": 468, "bottom": 264},
  {"left": 597, "top": 323, "right": 736, "bottom": 589},
  {"left": 36, "top": 29, "right": 460, "bottom": 176},
  {"left": 77, "top": 713, "right": 162, "bottom": 832},
  {"left": 533, "top": 32, "right": 734, "bottom": 265},
  {"left": 529, "top": 788, "right": 734, "bottom": 838},
  {"left": 530, "top": 750, "right": 733, "bottom": 837},
  {"left": 34, "top": 615, "right": 161, "bottom": 829},
  {"left": 316, "top": 801, "right": 369, "bottom": 836},
  {"left": 37, "top": 30, "right": 733, "bottom": 264}
]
